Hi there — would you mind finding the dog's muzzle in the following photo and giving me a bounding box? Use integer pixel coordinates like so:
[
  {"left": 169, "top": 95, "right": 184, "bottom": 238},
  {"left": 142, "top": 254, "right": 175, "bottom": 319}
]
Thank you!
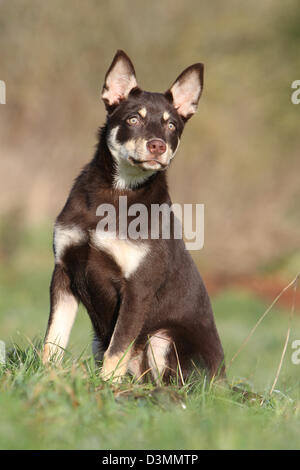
[
  {"left": 129, "top": 138, "right": 169, "bottom": 170},
  {"left": 146, "top": 139, "right": 166, "bottom": 157}
]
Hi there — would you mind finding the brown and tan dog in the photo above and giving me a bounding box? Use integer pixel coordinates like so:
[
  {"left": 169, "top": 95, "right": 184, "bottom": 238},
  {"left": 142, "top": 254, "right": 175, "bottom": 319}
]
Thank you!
[{"left": 43, "top": 50, "right": 225, "bottom": 383}]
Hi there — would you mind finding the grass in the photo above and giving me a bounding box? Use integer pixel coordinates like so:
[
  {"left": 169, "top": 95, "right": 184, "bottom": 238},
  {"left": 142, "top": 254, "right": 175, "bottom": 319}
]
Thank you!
[
  {"left": 0, "top": 224, "right": 300, "bottom": 449},
  {"left": 1, "top": 349, "right": 300, "bottom": 450}
]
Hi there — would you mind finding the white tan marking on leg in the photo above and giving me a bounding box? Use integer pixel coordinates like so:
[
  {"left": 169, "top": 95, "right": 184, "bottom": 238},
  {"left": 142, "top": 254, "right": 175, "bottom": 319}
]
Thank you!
[
  {"left": 147, "top": 330, "right": 171, "bottom": 382},
  {"left": 54, "top": 224, "right": 86, "bottom": 262},
  {"left": 43, "top": 291, "right": 78, "bottom": 363},
  {"left": 101, "top": 351, "right": 130, "bottom": 383},
  {"left": 128, "top": 350, "right": 143, "bottom": 379}
]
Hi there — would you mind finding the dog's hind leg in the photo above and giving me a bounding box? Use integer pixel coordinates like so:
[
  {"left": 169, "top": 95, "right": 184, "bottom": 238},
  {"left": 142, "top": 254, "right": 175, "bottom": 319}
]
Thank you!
[
  {"left": 92, "top": 334, "right": 104, "bottom": 363},
  {"left": 43, "top": 264, "right": 78, "bottom": 364},
  {"left": 194, "top": 319, "right": 226, "bottom": 380},
  {"left": 146, "top": 330, "right": 172, "bottom": 383}
]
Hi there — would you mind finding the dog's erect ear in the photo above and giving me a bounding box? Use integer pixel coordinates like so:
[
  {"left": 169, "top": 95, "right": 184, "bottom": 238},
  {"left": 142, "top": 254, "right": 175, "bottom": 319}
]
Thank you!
[
  {"left": 166, "top": 63, "right": 204, "bottom": 120},
  {"left": 102, "top": 50, "right": 138, "bottom": 112}
]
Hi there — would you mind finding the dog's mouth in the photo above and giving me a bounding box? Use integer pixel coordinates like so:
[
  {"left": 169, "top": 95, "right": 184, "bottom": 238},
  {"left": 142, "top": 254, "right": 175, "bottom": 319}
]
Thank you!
[{"left": 128, "top": 156, "right": 167, "bottom": 170}]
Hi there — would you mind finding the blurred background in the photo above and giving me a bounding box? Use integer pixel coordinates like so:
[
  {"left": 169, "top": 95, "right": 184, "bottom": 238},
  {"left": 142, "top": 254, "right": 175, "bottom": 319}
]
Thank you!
[{"left": 0, "top": 0, "right": 299, "bottom": 389}]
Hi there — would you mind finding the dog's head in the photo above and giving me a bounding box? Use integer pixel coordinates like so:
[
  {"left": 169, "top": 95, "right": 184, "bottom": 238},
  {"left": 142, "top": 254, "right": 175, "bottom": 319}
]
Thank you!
[{"left": 101, "top": 50, "right": 204, "bottom": 189}]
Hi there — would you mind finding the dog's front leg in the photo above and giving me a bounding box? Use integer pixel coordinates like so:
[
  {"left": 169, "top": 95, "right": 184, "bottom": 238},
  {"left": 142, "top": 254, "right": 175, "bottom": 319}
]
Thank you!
[
  {"left": 43, "top": 264, "right": 78, "bottom": 364},
  {"left": 101, "top": 286, "right": 149, "bottom": 382}
]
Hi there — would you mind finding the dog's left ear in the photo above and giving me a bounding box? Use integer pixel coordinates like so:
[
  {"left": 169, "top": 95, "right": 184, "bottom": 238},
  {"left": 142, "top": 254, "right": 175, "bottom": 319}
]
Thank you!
[
  {"left": 166, "top": 63, "right": 204, "bottom": 120},
  {"left": 102, "top": 50, "right": 138, "bottom": 112}
]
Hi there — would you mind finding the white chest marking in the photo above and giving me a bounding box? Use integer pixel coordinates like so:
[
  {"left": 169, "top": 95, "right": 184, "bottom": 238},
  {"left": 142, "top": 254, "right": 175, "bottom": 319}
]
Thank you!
[
  {"left": 91, "top": 230, "right": 149, "bottom": 278},
  {"left": 54, "top": 224, "right": 86, "bottom": 262}
]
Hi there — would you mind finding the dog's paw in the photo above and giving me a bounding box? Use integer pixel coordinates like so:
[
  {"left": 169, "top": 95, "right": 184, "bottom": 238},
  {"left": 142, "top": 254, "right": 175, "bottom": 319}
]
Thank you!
[{"left": 101, "top": 353, "right": 128, "bottom": 383}]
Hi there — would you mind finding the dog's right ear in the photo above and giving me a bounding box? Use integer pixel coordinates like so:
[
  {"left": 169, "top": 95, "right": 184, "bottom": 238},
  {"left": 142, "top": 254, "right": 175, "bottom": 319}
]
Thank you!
[
  {"left": 166, "top": 63, "right": 204, "bottom": 121},
  {"left": 102, "top": 50, "right": 138, "bottom": 113}
]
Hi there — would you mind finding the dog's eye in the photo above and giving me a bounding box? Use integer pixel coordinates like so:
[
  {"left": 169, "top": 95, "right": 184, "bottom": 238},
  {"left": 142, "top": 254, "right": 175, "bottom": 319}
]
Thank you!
[
  {"left": 127, "top": 116, "right": 140, "bottom": 126},
  {"left": 168, "top": 122, "right": 176, "bottom": 131}
]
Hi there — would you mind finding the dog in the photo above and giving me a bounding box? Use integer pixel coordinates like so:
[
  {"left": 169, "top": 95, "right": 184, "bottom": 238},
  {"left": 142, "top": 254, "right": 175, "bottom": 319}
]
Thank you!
[{"left": 42, "top": 50, "right": 225, "bottom": 383}]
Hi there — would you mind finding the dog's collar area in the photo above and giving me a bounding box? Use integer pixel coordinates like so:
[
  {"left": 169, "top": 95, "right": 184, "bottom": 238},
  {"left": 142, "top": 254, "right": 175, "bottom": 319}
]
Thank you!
[{"left": 113, "top": 157, "right": 156, "bottom": 190}]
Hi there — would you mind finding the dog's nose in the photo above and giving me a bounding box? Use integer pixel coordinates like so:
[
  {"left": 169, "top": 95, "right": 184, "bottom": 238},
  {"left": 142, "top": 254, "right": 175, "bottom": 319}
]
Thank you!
[{"left": 147, "top": 139, "right": 166, "bottom": 156}]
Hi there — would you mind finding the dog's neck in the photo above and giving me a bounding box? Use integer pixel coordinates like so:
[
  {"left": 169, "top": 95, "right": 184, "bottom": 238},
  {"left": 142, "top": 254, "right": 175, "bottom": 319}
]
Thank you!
[
  {"left": 112, "top": 156, "right": 155, "bottom": 190},
  {"left": 94, "top": 125, "right": 166, "bottom": 192}
]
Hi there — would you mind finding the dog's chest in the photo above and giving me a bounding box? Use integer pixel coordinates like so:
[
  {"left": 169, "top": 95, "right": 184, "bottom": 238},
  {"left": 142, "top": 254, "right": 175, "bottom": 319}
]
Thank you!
[
  {"left": 54, "top": 224, "right": 149, "bottom": 279},
  {"left": 90, "top": 230, "right": 149, "bottom": 278}
]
